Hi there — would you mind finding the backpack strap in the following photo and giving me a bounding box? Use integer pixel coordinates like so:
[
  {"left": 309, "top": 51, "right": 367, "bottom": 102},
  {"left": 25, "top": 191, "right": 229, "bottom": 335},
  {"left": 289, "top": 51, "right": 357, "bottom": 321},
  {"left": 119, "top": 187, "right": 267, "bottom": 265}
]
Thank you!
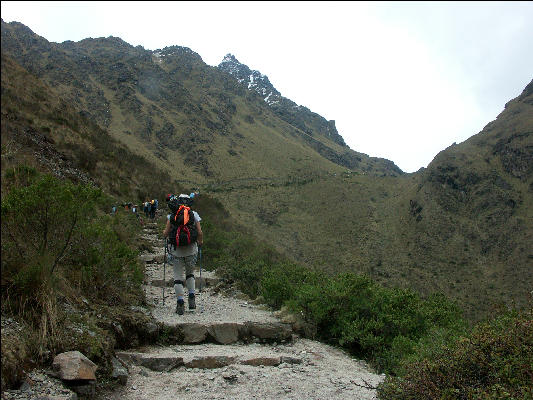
[{"left": 173, "top": 205, "right": 190, "bottom": 225}]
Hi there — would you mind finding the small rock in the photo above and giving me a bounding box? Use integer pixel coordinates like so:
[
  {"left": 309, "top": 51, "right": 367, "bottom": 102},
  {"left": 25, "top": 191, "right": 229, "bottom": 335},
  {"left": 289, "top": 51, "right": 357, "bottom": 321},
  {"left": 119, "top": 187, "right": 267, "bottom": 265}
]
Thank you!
[
  {"left": 222, "top": 372, "right": 238, "bottom": 383},
  {"left": 111, "top": 357, "right": 128, "bottom": 385},
  {"left": 66, "top": 380, "right": 95, "bottom": 397},
  {"left": 19, "top": 380, "right": 31, "bottom": 392},
  {"left": 112, "top": 322, "right": 124, "bottom": 340}
]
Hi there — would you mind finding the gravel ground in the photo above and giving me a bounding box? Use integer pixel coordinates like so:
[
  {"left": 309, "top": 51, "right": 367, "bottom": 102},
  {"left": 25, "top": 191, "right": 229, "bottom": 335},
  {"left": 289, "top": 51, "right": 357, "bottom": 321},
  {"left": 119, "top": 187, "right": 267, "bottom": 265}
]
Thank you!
[
  {"left": 98, "top": 338, "right": 384, "bottom": 400},
  {"left": 1, "top": 370, "right": 77, "bottom": 400},
  {"left": 143, "top": 269, "right": 279, "bottom": 325}
]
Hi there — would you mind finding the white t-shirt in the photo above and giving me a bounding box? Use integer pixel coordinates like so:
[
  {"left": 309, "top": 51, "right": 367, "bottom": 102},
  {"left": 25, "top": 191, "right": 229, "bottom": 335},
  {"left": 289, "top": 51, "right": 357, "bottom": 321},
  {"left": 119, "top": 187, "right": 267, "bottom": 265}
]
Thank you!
[{"left": 167, "top": 211, "right": 201, "bottom": 257}]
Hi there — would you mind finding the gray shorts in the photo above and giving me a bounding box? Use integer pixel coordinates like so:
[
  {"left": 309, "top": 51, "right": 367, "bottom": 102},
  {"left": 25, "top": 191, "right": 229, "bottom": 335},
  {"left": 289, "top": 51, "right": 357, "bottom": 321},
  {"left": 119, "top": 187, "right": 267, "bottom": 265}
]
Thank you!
[{"left": 171, "top": 253, "right": 198, "bottom": 280}]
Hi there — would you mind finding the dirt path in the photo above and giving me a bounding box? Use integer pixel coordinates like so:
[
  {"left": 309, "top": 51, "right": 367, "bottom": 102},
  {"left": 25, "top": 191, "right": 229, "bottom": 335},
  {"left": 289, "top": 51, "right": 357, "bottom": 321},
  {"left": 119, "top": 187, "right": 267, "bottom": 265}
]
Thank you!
[{"left": 97, "top": 221, "right": 385, "bottom": 399}]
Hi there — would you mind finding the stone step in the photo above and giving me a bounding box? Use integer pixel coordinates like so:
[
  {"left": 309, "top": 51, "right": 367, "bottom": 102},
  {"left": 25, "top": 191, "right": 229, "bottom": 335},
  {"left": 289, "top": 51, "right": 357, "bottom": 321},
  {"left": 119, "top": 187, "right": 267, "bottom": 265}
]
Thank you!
[
  {"left": 140, "top": 234, "right": 158, "bottom": 240},
  {"left": 116, "top": 344, "right": 302, "bottom": 372},
  {"left": 159, "top": 321, "right": 293, "bottom": 345}
]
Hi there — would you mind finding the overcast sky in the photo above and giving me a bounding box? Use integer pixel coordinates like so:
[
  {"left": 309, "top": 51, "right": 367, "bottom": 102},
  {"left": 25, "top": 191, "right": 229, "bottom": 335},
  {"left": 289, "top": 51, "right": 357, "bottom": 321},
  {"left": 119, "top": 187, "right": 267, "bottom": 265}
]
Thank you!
[{"left": 2, "top": 1, "right": 532, "bottom": 172}]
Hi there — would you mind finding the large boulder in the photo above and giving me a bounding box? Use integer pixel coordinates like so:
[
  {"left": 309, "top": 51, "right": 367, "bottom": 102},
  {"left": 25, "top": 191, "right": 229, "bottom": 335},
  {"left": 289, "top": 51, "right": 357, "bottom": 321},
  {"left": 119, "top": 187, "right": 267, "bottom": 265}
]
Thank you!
[{"left": 52, "top": 351, "right": 97, "bottom": 381}]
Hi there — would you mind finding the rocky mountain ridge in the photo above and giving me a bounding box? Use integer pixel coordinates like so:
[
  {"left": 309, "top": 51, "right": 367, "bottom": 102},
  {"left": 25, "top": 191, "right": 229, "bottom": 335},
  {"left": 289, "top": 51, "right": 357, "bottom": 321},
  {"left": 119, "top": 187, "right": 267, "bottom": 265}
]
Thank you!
[
  {"left": 218, "top": 53, "right": 348, "bottom": 147},
  {"left": 219, "top": 54, "right": 282, "bottom": 106},
  {"left": 1, "top": 19, "right": 401, "bottom": 181}
]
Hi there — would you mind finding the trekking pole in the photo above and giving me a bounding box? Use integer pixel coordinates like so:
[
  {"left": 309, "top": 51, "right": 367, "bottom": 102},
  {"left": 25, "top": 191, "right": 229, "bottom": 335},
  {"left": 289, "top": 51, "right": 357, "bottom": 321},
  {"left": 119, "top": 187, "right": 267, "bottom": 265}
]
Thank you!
[
  {"left": 163, "top": 239, "right": 167, "bottom": 306},
  {"left": 198, "top": 246, "right": 203, "bottom": 293}
]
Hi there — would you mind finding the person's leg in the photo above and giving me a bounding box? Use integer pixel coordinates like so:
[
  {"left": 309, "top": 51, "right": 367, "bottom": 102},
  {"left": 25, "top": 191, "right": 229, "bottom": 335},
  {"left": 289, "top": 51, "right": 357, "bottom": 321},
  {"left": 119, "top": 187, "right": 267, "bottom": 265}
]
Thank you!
[
  {"left": 184, "top": 253, "right": 198, "bottom": 309},
  {"left": 172, "top": 255, "right": 186, "bottom": 314}
]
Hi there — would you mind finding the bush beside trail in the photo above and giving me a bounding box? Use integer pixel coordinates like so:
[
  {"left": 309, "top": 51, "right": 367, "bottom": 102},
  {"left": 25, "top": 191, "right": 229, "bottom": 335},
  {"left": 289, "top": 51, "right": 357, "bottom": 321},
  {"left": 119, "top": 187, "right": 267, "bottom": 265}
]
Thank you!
[
  {"left": 378, "top": 308, "right": 533, "bottom": 399},
  {"left": 1, "top": 169, "right": 146, "bottom": 390}
]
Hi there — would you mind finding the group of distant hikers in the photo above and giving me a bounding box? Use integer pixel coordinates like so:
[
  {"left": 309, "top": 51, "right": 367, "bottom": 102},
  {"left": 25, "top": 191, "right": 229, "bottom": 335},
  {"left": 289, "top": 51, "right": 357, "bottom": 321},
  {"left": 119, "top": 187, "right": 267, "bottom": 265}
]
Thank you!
[
  {"left": 111, "top": 199, "right": 160, "bottom": 224},
  {"left": 111, "top": 192, "right": 203, "bottom": 316}
]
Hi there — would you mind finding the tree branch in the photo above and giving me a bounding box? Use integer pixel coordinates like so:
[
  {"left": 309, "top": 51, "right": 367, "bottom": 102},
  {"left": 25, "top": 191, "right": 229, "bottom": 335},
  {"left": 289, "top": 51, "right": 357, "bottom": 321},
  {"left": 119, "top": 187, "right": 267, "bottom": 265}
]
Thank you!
[
  {"left": 51, "top": 212, "right": 78, "bottom": 275},
  {"left": 350, "top": 378, "right": 379, "bottom": 390}
]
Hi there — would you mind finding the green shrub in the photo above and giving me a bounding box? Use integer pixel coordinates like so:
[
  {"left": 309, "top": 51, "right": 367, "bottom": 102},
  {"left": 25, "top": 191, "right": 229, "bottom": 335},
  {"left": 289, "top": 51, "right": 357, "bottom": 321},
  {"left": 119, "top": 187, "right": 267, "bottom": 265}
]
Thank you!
[
  {"left": 282, "top": 272, "right": 464, "bottom": 373},
  {"left": 1, "top": 174, "right": 102, "bottom": 313},
  {"left": 200, "top": 216, "right": 284, "bottom": 298},
  {"left": 2, "top": 164, "right": 38, "bottom": 189},
  {"left": 1, "top": 172, "right": 144, "bottom": 363},
  {"left": 378, "top": 308, "right": 533, "bottom": 400},
  {"left": 260, "top": 262, "right": 322, "bottom": 309},
  {"left": 67, "top": 213, "right": 143, "bottom": 304}
]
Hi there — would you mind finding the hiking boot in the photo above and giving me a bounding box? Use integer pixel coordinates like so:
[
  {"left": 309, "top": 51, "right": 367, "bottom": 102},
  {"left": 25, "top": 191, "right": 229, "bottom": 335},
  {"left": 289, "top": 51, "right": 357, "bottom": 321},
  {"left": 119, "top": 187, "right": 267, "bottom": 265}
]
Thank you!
[
  {"left": 176, "top": 299, "right": 185, "bottom": 315},
  {"left": 188, "top": 293, "right": 196, "bottom": 310}
]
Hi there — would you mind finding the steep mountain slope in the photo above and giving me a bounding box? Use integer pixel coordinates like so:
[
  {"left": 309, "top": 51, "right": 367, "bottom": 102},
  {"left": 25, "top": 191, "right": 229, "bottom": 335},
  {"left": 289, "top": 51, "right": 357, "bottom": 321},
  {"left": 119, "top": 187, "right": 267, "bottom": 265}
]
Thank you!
[
  {"left": 0, "top": 19, "right": 402, "bottom": 187},
  {"left": 217, "top": 53, "right": 403, "bottom": 175},
  {"left": 1, "top": 52, "right": 176, "bottom": 201},
  {"left": 198, "top": 82, "right": 533, "bottom": 320},
  {"left": 402, "top": 81, "right": 533, "bottom": 317},
  {"left": 2, "top": 19, "right": 532, "bottom": 321}
]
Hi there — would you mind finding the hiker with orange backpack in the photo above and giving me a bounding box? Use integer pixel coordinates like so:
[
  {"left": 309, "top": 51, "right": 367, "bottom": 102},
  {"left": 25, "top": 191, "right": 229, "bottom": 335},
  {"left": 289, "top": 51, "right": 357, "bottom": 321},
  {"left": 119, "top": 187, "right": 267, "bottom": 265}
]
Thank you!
[{"left": 163, "top": 194, "right": 203, "bottom": 315}]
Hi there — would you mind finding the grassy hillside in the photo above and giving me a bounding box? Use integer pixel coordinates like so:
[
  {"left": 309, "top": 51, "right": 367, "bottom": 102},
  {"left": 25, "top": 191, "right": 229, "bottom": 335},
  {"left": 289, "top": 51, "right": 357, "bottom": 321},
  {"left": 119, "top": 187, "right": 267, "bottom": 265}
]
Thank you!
[
  {"left": 2, "top": 19, "right": 532, "bottom": 322},
  {"left": 404, "top": 81, "right": 533, "bottom": 319},
  {"left": 1, "top": 52, "right": 177, "bottom": 202},
  {"left": 213, "top": 83, "right": 533, "bottom": 321}
]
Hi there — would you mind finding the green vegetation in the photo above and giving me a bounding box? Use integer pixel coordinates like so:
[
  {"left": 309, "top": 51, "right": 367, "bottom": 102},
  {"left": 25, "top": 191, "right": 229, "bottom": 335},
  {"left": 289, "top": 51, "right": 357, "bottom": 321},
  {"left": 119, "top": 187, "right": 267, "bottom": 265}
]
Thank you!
[
  {"left": 1, "top": 170, "right": 144, "bottom": 389},
  {"left": 378, "top": 307, "right": 533, "bottom": 400}
]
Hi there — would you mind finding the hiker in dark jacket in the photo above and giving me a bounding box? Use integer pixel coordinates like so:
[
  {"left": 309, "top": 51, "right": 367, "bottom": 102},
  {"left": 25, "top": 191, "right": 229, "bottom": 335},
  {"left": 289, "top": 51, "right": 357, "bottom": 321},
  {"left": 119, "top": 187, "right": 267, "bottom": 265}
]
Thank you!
[
  {"left": 149, "top": 199, "right": 156, "bottom": 219},
  {"left": 163, "top": 194, "right": 203, "bottom": 315}
]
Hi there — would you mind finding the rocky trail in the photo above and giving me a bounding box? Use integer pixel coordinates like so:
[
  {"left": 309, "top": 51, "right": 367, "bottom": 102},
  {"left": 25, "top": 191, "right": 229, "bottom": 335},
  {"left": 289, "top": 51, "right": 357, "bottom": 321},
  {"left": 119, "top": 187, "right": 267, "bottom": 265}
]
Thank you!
[
  {"left": 97, "top": 220, "right": 385, "bottom": 399},
  {"left": 2, "top": 220, "right": 384, "bottom": 400}
]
